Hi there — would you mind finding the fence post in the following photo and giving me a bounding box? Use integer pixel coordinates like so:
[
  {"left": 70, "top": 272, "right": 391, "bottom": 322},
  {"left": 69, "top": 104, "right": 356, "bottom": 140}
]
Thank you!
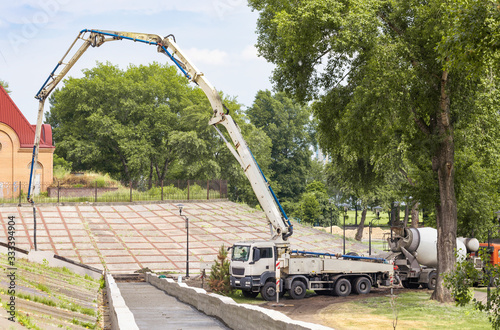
[
  {"left": 18, "top": 181, "right": 22, "bottom": 206},
  {"left": 130, "top": 181, "right": 133, "bottom": 203},
  {"left": 95, "top": 181, "right": 98, "bottom": 203},
  {"left": 220, "top": 179, "right": 222, "bottom": 198},
  {"left": 57, "top": 181, "right": 60, "bottom": 203},
  {"left": 161, "top": 179, "right": 164, "bottom": 201},
  {"left": 207, "top": 180, "right": 209, "bottom": 200},
  {"left": 187, "top": 180, "right": 190, "bottom": 201}
]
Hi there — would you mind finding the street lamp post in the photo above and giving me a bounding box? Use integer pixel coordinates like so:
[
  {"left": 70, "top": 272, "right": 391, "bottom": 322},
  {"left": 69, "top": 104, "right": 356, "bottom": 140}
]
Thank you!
[
  {"left": 177, "top": 204, "right": 189, "bottom": 278},
  {"left": 343, "top": 205, "right": 348, "bottom": 255},
  {"left": 369, "top": 219, "right": 372, "bottom": 256}
]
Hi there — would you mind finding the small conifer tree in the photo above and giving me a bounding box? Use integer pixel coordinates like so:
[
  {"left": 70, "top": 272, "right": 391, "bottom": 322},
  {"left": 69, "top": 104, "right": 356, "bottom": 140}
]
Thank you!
[{"left": 209, "top": 244, "right": 233, "bottom": 295}]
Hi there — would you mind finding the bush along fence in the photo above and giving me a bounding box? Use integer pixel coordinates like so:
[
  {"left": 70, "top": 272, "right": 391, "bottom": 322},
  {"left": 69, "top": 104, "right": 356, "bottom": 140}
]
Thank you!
[{"left": 0, "top": 180, "right": 228, "bottom": 204}]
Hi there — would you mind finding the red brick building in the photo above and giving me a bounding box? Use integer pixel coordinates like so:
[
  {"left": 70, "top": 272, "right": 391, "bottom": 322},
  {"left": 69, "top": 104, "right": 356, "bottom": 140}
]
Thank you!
[{"left": 0, "top": 86, "right": 54, "bottom": 198}]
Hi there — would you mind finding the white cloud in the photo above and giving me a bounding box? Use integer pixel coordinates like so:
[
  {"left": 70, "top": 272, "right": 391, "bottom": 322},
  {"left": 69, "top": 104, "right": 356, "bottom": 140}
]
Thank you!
[
  {"left": 240, "top": 44, "right": 266, "bottom": 62},
  {"left": 184, "top": 47, "right": 229, "bottom": 66}
]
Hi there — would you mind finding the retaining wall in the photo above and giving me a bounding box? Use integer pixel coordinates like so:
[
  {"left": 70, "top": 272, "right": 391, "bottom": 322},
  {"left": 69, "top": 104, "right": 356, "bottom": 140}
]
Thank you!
[
  {"left": 146, "top": 273, "right": 333, "bottom": 330},
  {"left": 106, "top": 273, "right": 139, "bottom": 330}
]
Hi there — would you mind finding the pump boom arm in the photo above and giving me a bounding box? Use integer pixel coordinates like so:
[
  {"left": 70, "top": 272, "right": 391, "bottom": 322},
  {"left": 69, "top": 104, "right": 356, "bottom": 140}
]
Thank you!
[{"left": 28, "top": 29, "right": 293, "bottom": 241}]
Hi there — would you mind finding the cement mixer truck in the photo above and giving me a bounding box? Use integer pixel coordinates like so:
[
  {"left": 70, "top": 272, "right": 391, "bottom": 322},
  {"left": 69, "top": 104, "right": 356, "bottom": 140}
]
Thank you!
[{"left": 387, "top": 227, "right": 480, "bottom": 289}]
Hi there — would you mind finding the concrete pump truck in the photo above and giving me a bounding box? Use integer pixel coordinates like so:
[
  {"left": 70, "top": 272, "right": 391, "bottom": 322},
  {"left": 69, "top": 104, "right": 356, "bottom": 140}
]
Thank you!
[{"left": 28, "top": 29, "right": 394, "bottom": 301}]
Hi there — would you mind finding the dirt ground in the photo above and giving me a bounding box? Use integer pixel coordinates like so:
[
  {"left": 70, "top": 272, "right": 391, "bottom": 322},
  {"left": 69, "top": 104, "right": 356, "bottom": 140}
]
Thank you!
[
  {"left": 317, "top": 226, "right": 390, "bottom": 240},
  {"left": 183, "top": 275, "right": 407, "bottom": 329},
  {"left": 260, "top": 287, "right": 405, "bottom": 329}
]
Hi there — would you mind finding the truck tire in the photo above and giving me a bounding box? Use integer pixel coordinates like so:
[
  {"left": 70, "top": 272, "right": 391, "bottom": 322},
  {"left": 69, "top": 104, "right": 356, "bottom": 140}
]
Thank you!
[
  {"left": 334, "top": 278, "right": 351, "bottom": 297},
  {"left": 260, "top": 282, "right": 277, "bottom": 301},
  {"left": 424, "top": 272, "right": 437, "bottom": 290},
  {"left": 290, "top": 281, "right": 307, "bottom": 300},
  {"left": 353, "top": 277, "right": 371, "bottom": 295},
  {"left": 241, "top": 290, "right": 259, "bottom": 298},
  {"left": 402, "top": 280, "right": 420, "bottom": 289}
]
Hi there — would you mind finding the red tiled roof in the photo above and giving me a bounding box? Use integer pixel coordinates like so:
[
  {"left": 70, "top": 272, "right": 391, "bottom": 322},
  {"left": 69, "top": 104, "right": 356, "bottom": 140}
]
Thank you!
[{"left": 0, "top": 86, "right": 54, "bottom": 148}]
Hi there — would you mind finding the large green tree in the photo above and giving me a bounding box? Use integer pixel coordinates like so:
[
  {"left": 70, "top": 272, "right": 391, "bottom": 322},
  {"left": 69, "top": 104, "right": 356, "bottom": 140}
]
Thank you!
[
  {"left": 246, "top": 90, "right": 314, "bottom": 202},
  {"left": 249, "top": 0, "right": 500, "bottom": 302},
  {"left": 47, "top": 62, "right": 193, "bottom": 183},
  {"left": 46, "top": 62, "right": 273, "bottom": 206}
]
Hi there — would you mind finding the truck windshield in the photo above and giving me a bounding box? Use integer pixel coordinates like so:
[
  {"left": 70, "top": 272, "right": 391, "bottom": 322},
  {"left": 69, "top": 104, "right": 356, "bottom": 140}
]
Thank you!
[{"left": 232, "top": 245, "right": 250, "bottom": 261}]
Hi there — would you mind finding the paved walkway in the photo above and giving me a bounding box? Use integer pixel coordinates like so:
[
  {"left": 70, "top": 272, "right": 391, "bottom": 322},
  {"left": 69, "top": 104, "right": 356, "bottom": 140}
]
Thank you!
[
  {"left": 0, "top": 201, "right": 375, "bottom": 273},
  {"left": 118, "top": 282, "right": 230, "bottom": 329}
]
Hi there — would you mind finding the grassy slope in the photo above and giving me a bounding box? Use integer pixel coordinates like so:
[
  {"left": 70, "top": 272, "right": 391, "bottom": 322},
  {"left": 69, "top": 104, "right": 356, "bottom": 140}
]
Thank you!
[{"left": 0, "top": 253, "right": 101, "bottom": 329}]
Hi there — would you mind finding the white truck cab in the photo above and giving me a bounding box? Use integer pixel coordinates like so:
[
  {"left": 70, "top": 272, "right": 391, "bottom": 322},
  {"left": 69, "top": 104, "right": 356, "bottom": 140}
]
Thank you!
[{"left": 230, "top": 241, "right": 280, "bottom": 299}]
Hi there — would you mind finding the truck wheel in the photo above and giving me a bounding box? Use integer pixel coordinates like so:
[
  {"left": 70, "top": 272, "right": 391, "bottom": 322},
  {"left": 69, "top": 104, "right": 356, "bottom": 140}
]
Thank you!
[
  {"left": 260, "top": 282, "right": 277, "bottom": 301},
  {"left": 241, "top": 290, "right": 259, "bottom": 298},
  {"left": 353, "top": 277, "right": 371, "bottom": 295},
  {"left": 402, "top": 280, "right": 420, "bottom": 289},
  {"left": 334, "top": 278, "right": 352, "bottom": 297},
  {"left": 424, "top": 272, "right": 437, "bottom": 290},
  {"left": 290, "top": 281, "right": 307, "bottom": 300}
]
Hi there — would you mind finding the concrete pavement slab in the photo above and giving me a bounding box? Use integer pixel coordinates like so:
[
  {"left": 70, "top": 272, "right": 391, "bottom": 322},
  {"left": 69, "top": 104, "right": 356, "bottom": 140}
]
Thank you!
[{"left": 1, "top": 201, "right": 381, "bottom": 274}]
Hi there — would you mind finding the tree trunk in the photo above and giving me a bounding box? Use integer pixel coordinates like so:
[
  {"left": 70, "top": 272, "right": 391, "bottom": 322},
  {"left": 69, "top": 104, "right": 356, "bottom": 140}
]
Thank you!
[
  {"left": 431, "top": 70, "right": 457, "bottom": 303},
  {"left": 395, "top": 204, "right": 401, "bottom": 225},
  {"left": 148, "top": 161, "right": 153, "bottom": 190},
  {"left": 403, "top": 204, "right": 409, "bottom": 227},
  {"left": 411, "top": 202, "right": 419, "bottom": 228},
  {"left": 355, "top": 207, "right": 367, "bottom": 241}
]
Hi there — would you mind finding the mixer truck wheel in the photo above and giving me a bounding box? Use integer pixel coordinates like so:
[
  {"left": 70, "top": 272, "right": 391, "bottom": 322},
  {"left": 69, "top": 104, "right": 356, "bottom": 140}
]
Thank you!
[
  {"left": 260, "top": 282, "right": 277, "bottom": 301},
  {"left": 334, "top": 278, "right": 352, "bottom": 296},
  {"left": 353, "top": 277, "right": 371, "bottom": 295},
  {"left": 424, "top": 272, "right": 437, "bottom": 290},
  {"left": 290, "top": 281, "right": 307, "bottom": 300},
  {"left": 402, "top": 280, "right": 420, "bottom": 289},
  {"left": 242, "top": 290, "right": 259, "bottom": 298}
]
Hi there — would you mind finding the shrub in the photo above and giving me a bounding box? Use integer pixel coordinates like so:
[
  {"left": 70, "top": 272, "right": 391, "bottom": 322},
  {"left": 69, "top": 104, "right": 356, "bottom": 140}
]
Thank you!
[{"left": 209, "top": 245, "right": 233, "bottom": 295}]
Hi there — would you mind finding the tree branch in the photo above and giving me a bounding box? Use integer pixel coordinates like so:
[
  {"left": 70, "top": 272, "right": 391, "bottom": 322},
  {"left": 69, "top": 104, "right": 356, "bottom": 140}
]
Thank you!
[
  {"left": 411, "top": 107, "right": 431, "bottom": 136},
  {"left": 399, "top": 168, "right": 415, "bottom": 186}
]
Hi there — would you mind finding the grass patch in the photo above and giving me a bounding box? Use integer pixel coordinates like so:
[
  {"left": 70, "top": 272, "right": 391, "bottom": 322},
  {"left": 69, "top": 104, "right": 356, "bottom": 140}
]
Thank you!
[
  {"left": 224, "top": 290, "right": 264, "bottom": 305},
  {"left": 320, "top": 291, "right": 490, "bottom": 329},
  {"left": 13, "top": 291, "right": 96, "bottom": 317},
  {"left": 16, "top": 292, "right": 57, "bottom": 307},
  {"left": 71, "top": 318, "right": 96, "bottom": 329},
  {"left": 35, "top": 283, "right": 50, "bottom": 294},
  {"left": 17, "top": 312, "right": 43, "bottom": 330}
]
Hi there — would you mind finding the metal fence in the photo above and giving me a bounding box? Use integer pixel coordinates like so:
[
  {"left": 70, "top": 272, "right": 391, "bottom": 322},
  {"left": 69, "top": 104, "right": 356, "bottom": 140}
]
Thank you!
[{"left": 0, "top": 180, "right": 227, "bottom": 204}]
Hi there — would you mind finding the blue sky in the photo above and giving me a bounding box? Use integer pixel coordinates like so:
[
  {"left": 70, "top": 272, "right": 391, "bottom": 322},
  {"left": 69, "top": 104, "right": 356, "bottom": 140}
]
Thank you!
[{"left": 0, "top": 0, "right": 274, "bottom": 123}]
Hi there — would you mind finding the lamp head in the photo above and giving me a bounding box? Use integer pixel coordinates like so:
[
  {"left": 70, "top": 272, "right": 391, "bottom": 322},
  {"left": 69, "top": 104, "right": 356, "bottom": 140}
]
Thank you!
[{"left": 177, "top": 203, "right": 184, "bottom": 215}]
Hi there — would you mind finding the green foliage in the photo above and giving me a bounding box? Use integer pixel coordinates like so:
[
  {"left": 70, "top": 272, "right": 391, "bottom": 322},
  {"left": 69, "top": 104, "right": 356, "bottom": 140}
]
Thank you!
[
  {"left": 99, "top": 276, "right": 106, "bottom": 290},
  {"left": 437, "top": 0, "right": 500, "bottom": 75},
  {"left": 17, "top": 312, "right": 42, "bottom": 330},
  {"left": 445, "top": 249, "right": 500, "bottom": 329},
  {"left": 288, "top": 180, "right": 339, "bottom": 226},
  {"left": 53, "top": 154, "right": 72, "bottom": 170},
  {"left": 209, "top": 245, "right": 233, "bottom": 295},
  {"left": 0, "top": 79, "right": 11, "bottom": 94},
  {"left": 71, "top": 318, "right": 96, "bottom": 329},
  {"left": 246, "top": 90, "right": 314, "bottom": 202},
  {"left": 299, "top": 192, "right": 320, "bottom": 224},
  {"left": 53, "top": 154, "right": 73, "bottom": 180}
]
